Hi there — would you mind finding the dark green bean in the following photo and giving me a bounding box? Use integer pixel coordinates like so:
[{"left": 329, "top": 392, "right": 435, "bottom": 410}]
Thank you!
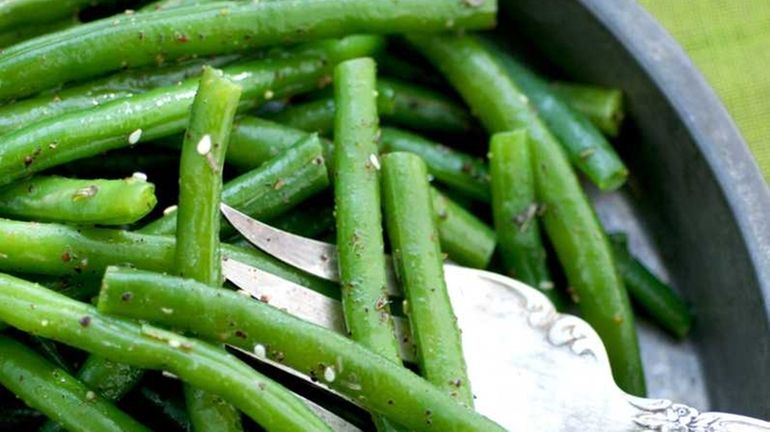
[
  {"left": 174, "top": 66, "right": 244, "bottom": 431},
  {"left": 608, "top": 233, "right": 693, "bottom": 339},
  {"left": 98, "top": 267, "right": 507, "bottom": 431},
  {"left": 0, "top": 274, "right": 332, "bottom": 431},
  {"left": 0, "top": 0, "right": 96, "bottom": 32},
  {"left": 0, "top": 0, "right": 496, "bottom": 100},
  {"left": 0, "top": 335, "right": 148, "bottom": 432},
  {"left": 551, "top": 82, "right": 625, "bottom": 137},
  {"left": 227, "top": 117, "right": 312, "bottom": 171},
  {"left": 271, "top": 78, "right": 472, "bottom": 134},
  {"left": 268, "top": 196, "right": 335, "bottom": 239},
  {"left": 0, "top": 175, "right": 156, "bottom": 225},
  {"left": 381, "top": 152, "right": 472, "bottom": 405},
  {"left": 0, "top": 16, "right": 77, "bottom": 48},
  {"left": 481, "top": 40, "right": 627, "bottom": 191},
  {"left": 0, "top": 36, "right": 380, "bottom": 187},
  {"left": 489, "top": 131, "right": 560, "bottom": 305},
  {"left": 409, "top": 34, "right": 645, "bottom": 395}
]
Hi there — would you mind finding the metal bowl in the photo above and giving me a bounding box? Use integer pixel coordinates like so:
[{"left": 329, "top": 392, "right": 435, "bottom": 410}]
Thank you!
[{"left": 501, "top": 0, "right": 770, "bottom": 417}]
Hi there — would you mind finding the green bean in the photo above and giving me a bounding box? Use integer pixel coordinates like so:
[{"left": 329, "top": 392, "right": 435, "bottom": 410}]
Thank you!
[
  {"left": 608, "top": 233, "right": 693, "bottom": 339},
  {"left": 333, "top": 58, "right": 401, "bottom": 360},
  {"left": 99, "top": 267, "right": 507, "bottom": 431},
  {"left": 551, "top": 82, "right": 625, "bottom": 137},
  {"left": 174, "top": 66, "right": 244, "bottom": 431},
  {"left": 140, "top": 0, "right": 218, "bottom": 12},
  {"left": 0, "top": 335, "right": 148, "bottom": 432},
  {"left": 0, "top": 175, "right": 156, "bottom": 225},
  {"left": 380, "top": 128, "right": 489, "bottom": 202},
  {"left": 269, "top": 196, "right": 335, "bottom": 239},
  {"left": 0, "top": 17, "right": 77, "bottom": 48},
  {"left": 0, "top": 274, "right": 332, "bottom": 431},
  {"left": 77, "top": 356, "right": 145, "bottom": 401},
  {"left": 489, "top": 131, "right": 560, "bottom": 305},
  {"left": 0, "top": 55, "right": 239, "bottom": 135},
  {"left": 141, "top": 134, "right": 328, "bottom": 237},
  {"left": 271, "top": 78, "right": 472, "bottom": 134},
  {"left": 0, "top": 0, "right": 496, "bottom": 101},
  {"left": 481, "top": 40, "right": 627, "bottom": 191},
  {"left": 381, "top": 152, "right": 472, "bottom": 405},
  {"left": 430, "top": 189, "right": 496, "bottom": 269},
  {"left": 224, "top": 116, "right": 496, "bottom": 267},
  {"left": 0, "top": 218, "right": 338, "bottom": 299},
  {"left": 409, "top": 34, "right": 645, "bottom": 395},
  {"left": 0, "top": 0, "right": 97, "bottom": 32},
  {"left": 0, "top": 36, "right": 381, "bottom": 187}
]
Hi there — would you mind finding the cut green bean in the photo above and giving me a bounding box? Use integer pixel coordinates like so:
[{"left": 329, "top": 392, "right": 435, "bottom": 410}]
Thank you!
[
  {"left": 0, "top": 218, "right": 338, "bottom": 299},
  {"left": 0, "top": 0, "right": 495, "bottom": 100},
  {"left": 271, "top": 78, "right": 472, "bottom": 134},
  {"left": 141, "top": 134, "right": 328, "bottom": 237},
  {"left": 0, "top": 175, "right": 156, "bottom": 225},
  {"left": 430, "top": 189, "right": 496, "bottom": 269},
  {"left": 609, "top": 233, "right": 693, "bottom": 339},
  {"left": 0, "top": 36, "right": 380, "bottom": 187},
  {"left": 481, "top": 40, "right": 627, "bottom": 191},
  {"left": 0, "top": 55, "right": 239, "bottom": 135},
  {"left": 552, "top": 82, "right": 625, "bottom": 137},
  {"left": 174, "top": 66, "right": 244, "bottom": 431},
  {"left": 0, "top": 274, "right": 332, "bottom": 431},
  {"left": 98, "top": 267, "right": 507, "bottom": 431},
  {"left": 380, "top": 128, "right": 489, "bottom": 202},
  {"left": 381, "top": 152, "right": 472, "bottom": 405},
  {"left": 410, "top": 34, "right": 645, "bottom": 395},
  {"left": 0, "top": 335, "right": 148, "bottom": 432},
  {"left": 333, "top": 57, "right": 400, "bottom": 360},
  {"left": 489, "top": 131, "right": 560, "bottom": 305}
]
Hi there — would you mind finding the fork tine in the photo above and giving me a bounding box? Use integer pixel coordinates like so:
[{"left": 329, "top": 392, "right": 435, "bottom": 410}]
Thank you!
[{"left": 221, "top": 203, "right": 341, "bottom": 282}]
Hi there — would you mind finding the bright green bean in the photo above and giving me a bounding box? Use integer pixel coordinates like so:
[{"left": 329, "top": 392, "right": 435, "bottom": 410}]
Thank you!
[
  {"left": 174, "top": 66, "right": 244, "bottom": 431},
  {"left": 0, "top": 175, "right": 156, "bottom": 225},
  {"left": 0, "top": 36, "right": 380, "bottom": 187},
  {"left": 489, "top": 131, "right": 560, "bottom": 305},
  {"left": 271, "top": 78, "right": 472, "bottom": 134},
  {"left": 0, "top": 0, "right": 96, "bottom": 32},
  {"left": 409, "top": 34, "right": 645, "bottom": 395},
  {"left": 481, "top": 40, "right": 627, "bottom": 191},
  {"left": 0, "top": 274, "right": 332, "bottom": 431},
  {"left": 381, "top": 152, "right": 472, "bottom": 405},
  {"left": 227, "top": 117, "right": 312, "bottom": 171},
  {"left": 552, "top": 82, "right": 625, "bottom": 137},
  {"left": 0, "top": 0, "right": 496, "bottom": 100},
  {"left": 0, "top": 335, "right": 148, "bottom": 432},
  {"left": 333, "top": 57, "right": 401, "bottom": 360},
  {"left": 430, "top": 189, "right": 496, "bottom": 269},
  {"left": 609, "top": 233, "right": 693, "bottom": 339},
  {"left": 98, "top": 267, "right": 507, "bottom": 432},
  {"left": 141, "top": 134, "right": 328, "bottom": 237}
]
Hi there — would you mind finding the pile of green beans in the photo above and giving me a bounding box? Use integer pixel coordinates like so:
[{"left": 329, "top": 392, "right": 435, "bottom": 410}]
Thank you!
[{"left": 0, "top": 0, "right": 696, "bottom": 430}]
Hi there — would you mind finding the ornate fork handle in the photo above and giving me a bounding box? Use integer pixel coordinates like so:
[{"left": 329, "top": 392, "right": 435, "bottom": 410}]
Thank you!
[{"left": 628, "top": 396, "right": 770, "bottom": 431}]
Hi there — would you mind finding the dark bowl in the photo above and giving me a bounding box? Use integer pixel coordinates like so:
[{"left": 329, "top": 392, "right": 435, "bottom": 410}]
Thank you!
[{"left": 501, "top": 0, "right": 770, "bottom": 417}]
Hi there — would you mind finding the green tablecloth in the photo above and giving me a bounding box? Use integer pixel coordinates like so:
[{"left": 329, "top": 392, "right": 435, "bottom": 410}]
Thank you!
[{"left": 640, "top": 0, "right": 770, "bottom": 181}]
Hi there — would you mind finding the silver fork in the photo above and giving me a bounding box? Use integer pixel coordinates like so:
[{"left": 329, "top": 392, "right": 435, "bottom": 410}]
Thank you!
[{"left": 221, "top": 203, "right": 770, "bottom": 432}]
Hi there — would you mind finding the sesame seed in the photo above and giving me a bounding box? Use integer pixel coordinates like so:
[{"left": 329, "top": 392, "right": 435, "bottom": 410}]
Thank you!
[
  {"left": 128, "top": 128, "right": 142, "bottom": 145},
  {"left": 85, "top": 390, "right": 97, "bottom": 401},
  {"left": 72, "top": 185, "right": 98, "bottom": 201},
  {"left": 161, "top": 307, "right": 174, "bottom": 315},
  {"left": 263, "top": 89, "right": 274, "bottom": 100},
  {"left": 41, "top": 320, "right": 49, "bottom": 327},
  {"left": 196, "top": 134, "right": 212, "bottom": 155},
  {"left": 253, "top": 344, "right": 266, "bottom": 359},
  {"left": 162, "top": 371, "right": 179, "bottom": 379},
  {"left": 168, "top": 339, "right": 181, "bottom": 348},
  {"left": 131, "top": 172, "right": 148, "bottom": 181},
  {"left": 323, "top": 366, "right": 336, "bottom": 383},
  {"left": 369, "top": 153, "right": 381, "bottom": 170},
  {"left": 163, "top": 205, "right": 178, "bottom": 216}
]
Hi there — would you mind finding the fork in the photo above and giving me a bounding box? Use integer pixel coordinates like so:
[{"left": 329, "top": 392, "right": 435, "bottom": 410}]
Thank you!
[{"left": 221, "top": 203, "right": 770, "bottom": 431}]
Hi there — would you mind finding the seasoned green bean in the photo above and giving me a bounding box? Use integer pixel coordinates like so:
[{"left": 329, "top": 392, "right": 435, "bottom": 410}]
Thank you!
[
  {"left": 430, "top": 189, "right": 496, "bottom": 269},
  {"left": 0, "top": 0, "right": 496, "bottom": 100},
  {"left": 481, "top": 40, "right": 627, "bottom": 191},
  {"left": 0, "top": 17, "right": 77, "bottom": 48},
  {"left": 333, "top": 57, "right": 401, "bottom": 360},
  {"left": 609, "top": 233, "right": 693, "bottom": 339},
  {"left": 489, "top": 131, "right": 559, "bottom": 305},
  {"left": 409, "top": 34, "right": 645, "bottom": 395},
  {"left": 174, "top": 67, "right": 244, "bottom": 431},
  {"left": 271, "top": 78, "right": 472, "bottom": 134},
  {"left": 552, "top": 82, "right": 625, "bottom": 137},
  {"left": 0, "top": 36, "right": 380, "bottom": 187},
  {"left": 381, "top": 152, "right": 472, "bottom": 405},
  {"left": 227, "top": 117, "right": 312, "bottom": 171},
  {"left": 0, "top": 336, "right": 148, "bottom": 432},
  {"left": 0, "top": 55, "right": 239, "bottom": 134},
  {"left": 98, "top": 267, "right": 507, "bottom": 431},
  {"left": 0, "top": 175, "right": 156, "bottom": 225},
  {"left": 0, "top": 274, "right": 332, "bottom": 431},
  {"left": 140, "top": 134, "right": 328, "bottom": 237}
]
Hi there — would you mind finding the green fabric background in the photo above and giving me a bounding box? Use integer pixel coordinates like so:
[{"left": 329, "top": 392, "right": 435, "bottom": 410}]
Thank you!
[{"left": 639, "top": 0, "right": 770, "bottom": 181}]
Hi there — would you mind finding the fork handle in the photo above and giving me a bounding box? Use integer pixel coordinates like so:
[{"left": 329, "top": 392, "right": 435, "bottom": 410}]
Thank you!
[{"left": 628, "top": 396, "right": 770, "bottom": 431}]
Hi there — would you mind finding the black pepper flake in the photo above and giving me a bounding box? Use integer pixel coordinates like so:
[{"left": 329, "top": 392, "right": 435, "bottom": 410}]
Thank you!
[
  {"left": 79, "top": 316, "right": 92, "bottom": 327},
  {"left": 120, "top": 292, "right": 133, "bottom": 302}
]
